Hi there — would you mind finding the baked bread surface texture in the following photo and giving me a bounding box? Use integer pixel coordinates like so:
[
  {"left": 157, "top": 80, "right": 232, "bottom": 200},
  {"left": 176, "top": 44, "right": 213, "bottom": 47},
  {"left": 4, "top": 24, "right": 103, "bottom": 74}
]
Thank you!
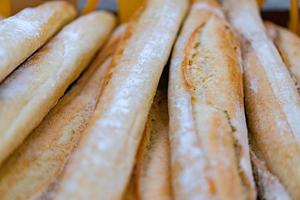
[
  {"left": 265, "top": 22, "right": 300, "bottom": 93},
  {"left": 124, "top": 79, "right": 172, "bottom": 200},
  {"left": 224, "top": 0, "right": 300, "bottom": 198},
  {"left": 242, "top": 42, "right": 300, "bottom": 200},
  {"left": 0, "top": 24, "right": 122, "bottom": 200},
  {"left": 168, "top": 0, "right": 256, "bottom": 199},
  {"left": 53, "top": 0, "right": 188, "bottom": 199},
  {"left": 0, "top": 1, "right": 77, "bottom": 82},
  {"left": 0, "top": 11, "right": 116, "bottom": 165}
]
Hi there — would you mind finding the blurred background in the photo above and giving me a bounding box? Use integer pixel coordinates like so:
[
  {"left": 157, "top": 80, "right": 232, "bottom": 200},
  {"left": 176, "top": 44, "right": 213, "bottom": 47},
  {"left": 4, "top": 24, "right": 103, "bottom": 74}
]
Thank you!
[
  {"left": 84, "top": 0, "right": 290, "bottom": 11},
  {"left": 263, "top": 0, "right": 289, "bottom": 10},
  {"left": 81, "top": 0, "right": 290, "bottom": 11},
  {"left": 0, "top": 0, "right": 292, "bottom": 14},
  {"left": 0, "top": 0, "right": 296, "bottom": 27}
]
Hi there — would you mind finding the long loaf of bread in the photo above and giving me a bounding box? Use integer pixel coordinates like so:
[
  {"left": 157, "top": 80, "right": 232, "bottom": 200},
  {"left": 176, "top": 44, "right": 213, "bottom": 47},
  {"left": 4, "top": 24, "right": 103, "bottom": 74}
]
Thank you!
[
  {"left": 0, "top": 11, "right": 116, "bottom": 165},
  {"left": 0, "top": 1, "right": 76, "bottom": 82},
  {"left": 0, "top": 25, "right": 123, "bottom": 200},
  {"left": 266, "top": 22, "right": 300, "bottom": 88},
  {"left": 124, "top": 79, "right": 172, "bottom": 200},
  {"left": 224, "top": 0, "right": 300, "bottom": 198},
  {"left": 255, "top": 22, "right": 300, "bottom": 199},
  {"left": 243, "top": 47, "right": 293, "bottom": 200},
  {"left": 168, "top": 0, "right": 256, "bottom": 199},
  {"left": 53, "top": 0, "right": 188, "bottom": 199}
]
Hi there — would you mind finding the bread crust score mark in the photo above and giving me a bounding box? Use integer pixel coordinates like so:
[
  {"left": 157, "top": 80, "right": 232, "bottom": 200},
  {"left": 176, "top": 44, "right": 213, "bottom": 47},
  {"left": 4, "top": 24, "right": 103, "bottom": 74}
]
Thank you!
[
  {"left": 183, "top": 17, "right": 250, "bottom": 199},
  {"left": 168, "top": 1, "right": 256, "bottom": 199}
]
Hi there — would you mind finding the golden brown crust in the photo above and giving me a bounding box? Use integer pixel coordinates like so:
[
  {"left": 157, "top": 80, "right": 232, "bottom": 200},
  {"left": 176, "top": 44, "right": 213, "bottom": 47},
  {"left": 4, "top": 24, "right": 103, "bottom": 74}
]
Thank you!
[
  {"left": 242, "top": 42, "right": 300, "bottom": 199},
  {"left": 225, "top": 0, "right": 300, "bottom": 198},
  {"left": 0, "top": 59, "right": 111, "bottom": 200},
  {"left": 265, "top": 22, "right": 300, "bottom": 94},
  {"left": 0, "top": 25, "right": 122, "bottom": 200},
  {"left": 0, "top": 1, "right": 77, "bottom": 82},
  {"left": 53, "top": 0, "right": 188, "bottom": 199},
  {"left": 124, "top": 84, "right": 172, "bottom": 200},
  {"left": 182, "top": 18, "right": 243, "bottom": 105},
  {"left": 0, "top": 11, "right": 116, "bottom": 166},
  {"left": 168, "top": 1, "right": 255, "bottom": 199},
  {"left": 185, "top": 16, "right": 249, "bottom": 199}
]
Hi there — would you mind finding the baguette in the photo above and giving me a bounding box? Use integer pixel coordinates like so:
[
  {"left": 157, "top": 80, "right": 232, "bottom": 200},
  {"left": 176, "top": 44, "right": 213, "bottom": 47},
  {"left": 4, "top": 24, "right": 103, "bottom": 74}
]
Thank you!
[
  {"left": 0, "top": 25, "right": 123, "bottom": 200},
  {"left": 124, "top": 79, "right": 172, "bottom": 200},
  {"left": 53, "top": 0, "right": 188, "bottom": 199},
  {"left": 168, "top": 0, "right": 255, "bottom": 199},
  {"left": 0, "top": 11, "right": 116, "bottom": 165},
  {"left": 265, "top": 22, "right": 300, "bottom": 90},
  {"left": 0, "top": 1, "right": 76, "bottom": 82},
  {"left": 224, "top": 0, "right": 300, "bottom": 198},
  {"left": 242, "top": 43, "right": 299, "bottom": 200}
]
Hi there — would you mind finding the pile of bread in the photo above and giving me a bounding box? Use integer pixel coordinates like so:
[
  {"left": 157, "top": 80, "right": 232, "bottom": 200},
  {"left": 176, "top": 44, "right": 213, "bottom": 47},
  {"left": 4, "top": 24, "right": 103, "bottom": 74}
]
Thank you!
[{"left": 0, "top": 0, "right": 299, "bottom": 199}]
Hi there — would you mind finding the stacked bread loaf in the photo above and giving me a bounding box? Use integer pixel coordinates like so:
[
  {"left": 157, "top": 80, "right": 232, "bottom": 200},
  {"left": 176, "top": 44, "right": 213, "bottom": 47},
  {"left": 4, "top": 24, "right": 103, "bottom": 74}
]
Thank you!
[
  {"left": 224, "top": 0, "right": 300, "bottom": 199},
  {"left": 0, "top": 0, "right": 299, "bottom": 200}
]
